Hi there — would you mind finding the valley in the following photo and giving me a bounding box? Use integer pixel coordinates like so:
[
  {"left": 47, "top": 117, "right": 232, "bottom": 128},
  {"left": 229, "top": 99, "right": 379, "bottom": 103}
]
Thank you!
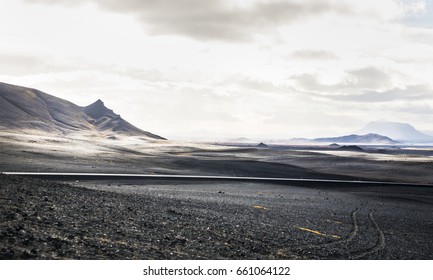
[{"left": 1, "top": 81, "right": 433, "bottom": 260}]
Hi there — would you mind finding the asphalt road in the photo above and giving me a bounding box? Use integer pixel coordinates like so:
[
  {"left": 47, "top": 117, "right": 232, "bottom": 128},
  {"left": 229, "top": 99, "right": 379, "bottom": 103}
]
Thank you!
[{"left": 3, "top": 172, "right": 432, "bottom": 187}]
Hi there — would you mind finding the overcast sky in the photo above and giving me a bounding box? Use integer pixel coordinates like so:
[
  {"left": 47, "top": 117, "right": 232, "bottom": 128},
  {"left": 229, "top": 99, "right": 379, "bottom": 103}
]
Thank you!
[{"left": 1, "top": 0, "right": 433, "bottom": 140}]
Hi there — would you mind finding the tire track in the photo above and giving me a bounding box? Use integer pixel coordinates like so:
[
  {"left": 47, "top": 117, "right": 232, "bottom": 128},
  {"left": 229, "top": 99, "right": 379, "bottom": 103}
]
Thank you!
[
  {"left": 288, "top": 209, "right": 386, "bottom": 259},
  {"left": 344, "top": 210, "right": 359, "bottom": 243},
  {"left": 342, "top": 210, "right": 359, "bottom": 256},
  {"left": 351, "top": 210, "right": 386, "bottom": 259}
]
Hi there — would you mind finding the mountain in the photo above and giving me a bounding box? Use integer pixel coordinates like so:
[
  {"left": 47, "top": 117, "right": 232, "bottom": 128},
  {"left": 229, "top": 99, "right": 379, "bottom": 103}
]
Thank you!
[
  {"left": 422, "top": 130, "right": 433, "bottom": 137},
  {"left": 356, "top": 121, "right": 433, "bottom": 143},
  {"left": 83, "top": 99, "right": 163, "bottom": 138},
  {"left": 0, "top": 82, "right": 165, "bottom": 140},
  {"left": 313, "top": 133, "right": 399, "bottom": 144}
]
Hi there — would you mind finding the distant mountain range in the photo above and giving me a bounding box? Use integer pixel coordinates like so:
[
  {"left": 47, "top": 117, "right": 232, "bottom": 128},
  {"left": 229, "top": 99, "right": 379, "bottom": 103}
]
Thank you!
[
  {"left": 302, "top": 121, "right": 433, "bottom": 145},
  {"left": 0, "top": 82, "right": 165, "bottom": 140},
  {"left": 2, "top": 81, "right": 432, "bottom": 144},
  {"left": 313, "top": 133, "right": 399, "bottom": 144},
  {"left": 356, "top": 121, "right": 433, "bottom": 143}
]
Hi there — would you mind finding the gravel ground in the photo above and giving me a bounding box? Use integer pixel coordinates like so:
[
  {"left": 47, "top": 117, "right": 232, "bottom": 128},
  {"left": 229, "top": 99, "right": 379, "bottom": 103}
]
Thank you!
[
  {"left": 0, "top": 174, "right": 302, "bottom": 259},
  {"left": 1, "top": 174, "right": 433, "bottom": 260}
]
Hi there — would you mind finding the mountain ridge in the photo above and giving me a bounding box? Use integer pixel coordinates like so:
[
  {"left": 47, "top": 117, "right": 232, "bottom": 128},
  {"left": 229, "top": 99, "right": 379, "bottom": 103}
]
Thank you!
[{"left": 0, "top": 82, "right": 165, "bottom": 140}]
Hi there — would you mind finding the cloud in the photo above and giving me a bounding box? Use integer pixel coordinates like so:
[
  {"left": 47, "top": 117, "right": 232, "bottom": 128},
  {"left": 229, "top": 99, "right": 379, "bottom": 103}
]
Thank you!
[
  {"left": 23, "top": 0, "right": 374, "bottom": 41},
  {"left": 291, "top": 49, "right": 338, "bottom": 60},
  {"left": 214, "top": 76, "right": 293, "bottom": 96},
  {"left": 290, "top": 70, "right": 433, "bottom": 103},
  {"left": 400, "top": 103, "right": 433, "bottom": 114},
  {"left": 0, "top": 53, "right": 45, "bottom": 75},
  {"left": 347, "top": 67, "right": 392, "bottom": 89},
  {"left": 0, "top": 51, "right": 98, "bottom": 76},
  {"left": 333, "top": 85, "right": 433, "bottom": 102},
  {"left": 289, "top": 65, "right": 433, "bottom": 105},
  {"left": 290, "top": 66, "right": 392, "bottom": 93}
]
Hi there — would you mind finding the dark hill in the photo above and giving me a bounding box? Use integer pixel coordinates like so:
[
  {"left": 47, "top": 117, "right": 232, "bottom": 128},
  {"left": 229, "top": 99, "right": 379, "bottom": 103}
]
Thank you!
[
  {"left": 337, "top": 145, "right": 364, "bottom": 152},
  {"left": 0, "top": 82, "right": 165, "bottom": 140},
  {"left": 314, "top": 133, "right": 398, "bottom": 144}
]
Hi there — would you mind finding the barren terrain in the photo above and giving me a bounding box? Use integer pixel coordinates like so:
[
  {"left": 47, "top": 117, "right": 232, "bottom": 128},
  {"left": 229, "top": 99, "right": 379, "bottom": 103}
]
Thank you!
[
  {"left": 1, "top": 131, "right": 433, "bottom": 259},
  {"left": 1, "top": 131, "right": 433, "bottom": 183}
]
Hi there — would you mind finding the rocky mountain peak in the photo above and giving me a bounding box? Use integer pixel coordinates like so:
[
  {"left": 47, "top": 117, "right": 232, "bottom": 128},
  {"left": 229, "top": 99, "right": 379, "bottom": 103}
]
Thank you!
[{"left": 83, "top": 99, "right": 116, "bottom": 119}]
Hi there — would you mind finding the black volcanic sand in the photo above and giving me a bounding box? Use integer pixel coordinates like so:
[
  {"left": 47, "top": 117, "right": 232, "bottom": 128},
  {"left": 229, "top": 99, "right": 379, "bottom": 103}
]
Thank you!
[
  {"left": 1, "top": 174, "right": 433, "bottom": 260},
  {"left": 2, "top": 134, "right": 433, "bottom": 184}
]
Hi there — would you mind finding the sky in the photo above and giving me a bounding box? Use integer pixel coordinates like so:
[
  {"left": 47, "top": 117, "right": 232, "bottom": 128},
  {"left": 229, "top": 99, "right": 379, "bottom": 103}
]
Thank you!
[{"left": 1, "top": 0, "right": 433, "bottom": 140}]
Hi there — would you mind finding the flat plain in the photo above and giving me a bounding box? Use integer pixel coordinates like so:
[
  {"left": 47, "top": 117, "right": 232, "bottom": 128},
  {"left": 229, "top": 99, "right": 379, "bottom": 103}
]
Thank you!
[{"left": 1, "top": 131, "right": 433, "bottom": 259}]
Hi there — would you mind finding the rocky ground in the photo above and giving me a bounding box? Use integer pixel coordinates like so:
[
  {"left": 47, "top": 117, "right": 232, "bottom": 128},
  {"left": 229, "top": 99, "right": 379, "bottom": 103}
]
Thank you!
[
  {"left": 0, "top": 174, "right": 301, "bottom": 259},
  {"left": 1, "top": 174, "right": 433, "bottom": 260}
]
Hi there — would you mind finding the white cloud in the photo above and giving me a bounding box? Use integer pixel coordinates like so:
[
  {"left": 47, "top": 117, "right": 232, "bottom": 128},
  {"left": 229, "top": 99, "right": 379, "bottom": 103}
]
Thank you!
[
  {"left": 291, "top": 50, "right": 338, "bottom": 60},
  {"left": 22, "top": 0, "right": 347, "bottom": 41}
]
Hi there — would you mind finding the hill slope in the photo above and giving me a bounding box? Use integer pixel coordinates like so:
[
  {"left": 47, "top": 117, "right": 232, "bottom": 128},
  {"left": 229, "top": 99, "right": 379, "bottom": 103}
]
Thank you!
[{"left": 0, "top": 82, "right": 165, "bottom": 139}]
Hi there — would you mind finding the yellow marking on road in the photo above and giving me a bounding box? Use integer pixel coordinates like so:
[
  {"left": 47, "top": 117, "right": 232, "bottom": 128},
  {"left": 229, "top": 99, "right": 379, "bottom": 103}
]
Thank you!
[
  {"left": 295, "top": 226, "right": 340, "bottom": 239},
  {"left": 253, "top": 205, "right": 269, "bottom": 210}
]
